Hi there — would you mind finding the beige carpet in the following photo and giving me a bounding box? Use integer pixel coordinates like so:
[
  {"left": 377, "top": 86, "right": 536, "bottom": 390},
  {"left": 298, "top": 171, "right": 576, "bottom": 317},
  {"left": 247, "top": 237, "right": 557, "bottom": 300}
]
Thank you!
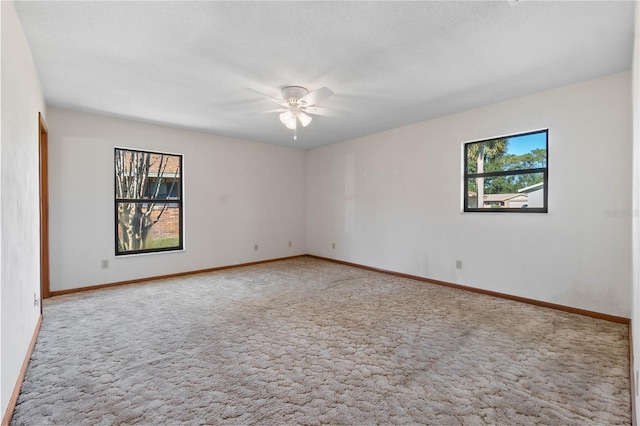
[{"left": 11, "top": 257, "right": 630, "bottom": 425}]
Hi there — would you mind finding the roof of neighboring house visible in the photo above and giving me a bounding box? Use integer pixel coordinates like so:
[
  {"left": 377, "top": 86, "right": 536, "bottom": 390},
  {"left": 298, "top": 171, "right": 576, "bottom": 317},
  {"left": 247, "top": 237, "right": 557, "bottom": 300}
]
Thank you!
[
  {"left": 518, "top": 182, "right": 544, "bottom": 193},
  {"left": 482, "top": 193, "right": 528, "bottom": 202}
]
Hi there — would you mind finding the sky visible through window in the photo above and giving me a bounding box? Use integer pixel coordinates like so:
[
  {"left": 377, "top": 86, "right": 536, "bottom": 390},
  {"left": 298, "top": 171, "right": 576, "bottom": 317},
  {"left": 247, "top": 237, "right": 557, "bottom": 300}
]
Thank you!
[{"left": 506, "top": 131, "right": 546, "bottom": 156}]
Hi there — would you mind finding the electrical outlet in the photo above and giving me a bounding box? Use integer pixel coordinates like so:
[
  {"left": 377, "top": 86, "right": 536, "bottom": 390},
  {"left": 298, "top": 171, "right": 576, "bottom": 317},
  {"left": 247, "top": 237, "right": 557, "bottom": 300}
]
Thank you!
[
  {"left": 254, "top": 244, "right": 258, "bottom": 251},
  {"left": 101, "top": 260, "right": 109, "bottom": 269},
  {"left": 33, "top": 292, "right": 39, "bottom": 308},
  {"left": 288, "top": 241, "right": 292, "bottom": 247},
  {"left": 456, "top": 260, "right": 462, "bottom": 270},
  {"left": 332, "top": 243, "right": 336, "bottom": 249}
]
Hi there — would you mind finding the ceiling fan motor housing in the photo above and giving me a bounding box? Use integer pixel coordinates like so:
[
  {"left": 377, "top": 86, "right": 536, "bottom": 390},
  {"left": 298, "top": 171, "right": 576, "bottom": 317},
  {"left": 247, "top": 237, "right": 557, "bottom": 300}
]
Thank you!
[{"left": 281, "top": 86, "right": 310, "bottom": 104}]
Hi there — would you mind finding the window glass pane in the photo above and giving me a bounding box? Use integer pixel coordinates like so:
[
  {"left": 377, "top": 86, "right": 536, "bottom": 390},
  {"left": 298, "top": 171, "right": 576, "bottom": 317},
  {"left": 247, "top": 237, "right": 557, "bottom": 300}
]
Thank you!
[
  {"left": 466, "top": 131, "right": 547, "bottom": 175},
  {"left": 115, "top": 149, "right": 182, "bottom": 200},
  {"left": 467, "top": 172, "right": 545, "bottom": 209},
  {"left": 115, "top": 147, "right": 183, "bottom": 255},
  {"left": 144, "top": 177, "right": 181, "bottom": 199},
  {"left": 116, "top": 202, "right": 181, "bottom": 253}
]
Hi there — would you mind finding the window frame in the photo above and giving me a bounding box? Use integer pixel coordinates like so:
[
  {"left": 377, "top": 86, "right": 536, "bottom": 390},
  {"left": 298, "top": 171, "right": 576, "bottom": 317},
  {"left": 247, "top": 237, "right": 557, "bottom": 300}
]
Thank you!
[
  {"left": 114, "top": 147, "right": 184, "bottom": 256},
  {"left": 463, "top": 129, "right": 548, "bottom": 213}
]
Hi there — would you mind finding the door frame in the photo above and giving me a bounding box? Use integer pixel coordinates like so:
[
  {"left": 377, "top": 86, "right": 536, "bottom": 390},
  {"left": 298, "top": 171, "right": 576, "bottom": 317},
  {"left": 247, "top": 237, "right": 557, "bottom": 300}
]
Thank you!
[{"left": 39, "top": 112, "right": 50, "bottom": 308}]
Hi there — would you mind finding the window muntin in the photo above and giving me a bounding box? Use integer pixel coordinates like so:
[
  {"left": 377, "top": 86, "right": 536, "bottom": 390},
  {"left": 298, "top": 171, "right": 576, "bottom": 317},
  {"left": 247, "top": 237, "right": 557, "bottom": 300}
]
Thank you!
[
  {"left": 464, "top": 130, "right": 548, "bottom": 212},
  {"left": 115, "top": 148, "right": 183, "bottom": 255}
]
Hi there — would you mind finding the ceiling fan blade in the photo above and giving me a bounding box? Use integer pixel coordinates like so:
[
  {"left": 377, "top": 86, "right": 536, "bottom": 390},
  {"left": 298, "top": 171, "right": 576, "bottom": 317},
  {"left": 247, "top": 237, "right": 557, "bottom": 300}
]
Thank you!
[
  {"left": 299, "top": 87, "right": 334, "bottom": 106},
  {"left": 303, "top": 106, "right": 350, "bottom": 118},
  {"left": 259, "top": 108, "right": 288, "bottom": 113},
  {"left": 244, "top": 108, "right": 288, "bottom": 116},
  {"left": 245, "top": 88, "right": 287, "bottom": 106}
]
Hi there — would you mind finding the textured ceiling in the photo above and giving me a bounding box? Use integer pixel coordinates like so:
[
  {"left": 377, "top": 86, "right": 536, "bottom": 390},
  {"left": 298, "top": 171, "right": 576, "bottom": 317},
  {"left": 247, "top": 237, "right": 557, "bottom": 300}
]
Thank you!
[{"left": 14, "top": 1, "right": 635, "bottom": 149}]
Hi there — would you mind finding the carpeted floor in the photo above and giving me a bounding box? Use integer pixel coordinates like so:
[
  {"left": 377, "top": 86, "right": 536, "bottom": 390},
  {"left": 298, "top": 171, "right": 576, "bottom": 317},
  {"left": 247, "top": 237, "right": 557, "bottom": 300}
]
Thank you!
[{"left": 10, "top": 257, "right": 630, "bottom": 425}]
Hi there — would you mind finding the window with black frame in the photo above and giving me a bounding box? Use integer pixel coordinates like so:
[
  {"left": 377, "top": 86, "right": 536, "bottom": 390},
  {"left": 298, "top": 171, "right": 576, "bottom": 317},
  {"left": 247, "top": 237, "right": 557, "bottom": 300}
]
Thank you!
[
  {"left": 464, "top": 130, "right": 548, "bottom": 213},
  {"left": 114, "top": 148, "right": 183, "bottom": 255}
]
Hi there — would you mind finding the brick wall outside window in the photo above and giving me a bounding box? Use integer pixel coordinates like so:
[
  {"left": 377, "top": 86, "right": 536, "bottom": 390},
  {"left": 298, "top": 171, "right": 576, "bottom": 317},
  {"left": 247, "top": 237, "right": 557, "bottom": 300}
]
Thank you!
[{"left": 148, "top": 205, "right": 180, "bottom": 240}]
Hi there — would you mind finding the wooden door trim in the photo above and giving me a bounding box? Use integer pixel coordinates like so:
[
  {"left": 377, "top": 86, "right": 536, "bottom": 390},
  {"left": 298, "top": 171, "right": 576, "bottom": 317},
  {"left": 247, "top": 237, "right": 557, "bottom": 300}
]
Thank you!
[{"left": 39, "top": 112, "right": 50, "bottom": 304}]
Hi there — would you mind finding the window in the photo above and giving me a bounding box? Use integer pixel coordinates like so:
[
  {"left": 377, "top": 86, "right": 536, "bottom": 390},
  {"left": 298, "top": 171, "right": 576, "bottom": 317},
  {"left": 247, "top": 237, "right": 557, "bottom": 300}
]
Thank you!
[
  {"left": 114, "top": 148, "right": 183, "bottom": 255},
  {"left": 464, "top": 130, "right": 548, "bottom": 213}
]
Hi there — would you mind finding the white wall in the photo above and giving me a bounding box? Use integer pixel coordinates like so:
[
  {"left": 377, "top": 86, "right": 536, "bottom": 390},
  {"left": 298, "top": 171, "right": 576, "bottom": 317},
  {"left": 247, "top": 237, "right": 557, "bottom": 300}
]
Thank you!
[
  {"left": 631, "top": 2, "right": 640, "bottom": 421},
  {"left": 307, "top": 72, "right": 632, "bottom": 318},
  {"left": 47, "top": 108, "right": 306, "bottom": 292},
  {"left": 0, "top": 1, "right": 47, "bottom": 420}
]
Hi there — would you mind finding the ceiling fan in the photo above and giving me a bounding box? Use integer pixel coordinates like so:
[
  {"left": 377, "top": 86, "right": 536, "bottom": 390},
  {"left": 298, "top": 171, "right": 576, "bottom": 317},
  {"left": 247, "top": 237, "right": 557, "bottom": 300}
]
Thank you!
[{"left": 249, "top": 86, "right": 342, "bottom": 140}]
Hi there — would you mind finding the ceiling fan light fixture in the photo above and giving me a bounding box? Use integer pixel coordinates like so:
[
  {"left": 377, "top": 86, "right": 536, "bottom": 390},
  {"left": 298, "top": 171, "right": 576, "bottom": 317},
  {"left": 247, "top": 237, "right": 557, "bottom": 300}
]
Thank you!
[
  {"left": 298, "top": 112, "right": 312, "bottom": 127},
  {"left": 279, "top": 111, "right": 297, "bottom": 129}
]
